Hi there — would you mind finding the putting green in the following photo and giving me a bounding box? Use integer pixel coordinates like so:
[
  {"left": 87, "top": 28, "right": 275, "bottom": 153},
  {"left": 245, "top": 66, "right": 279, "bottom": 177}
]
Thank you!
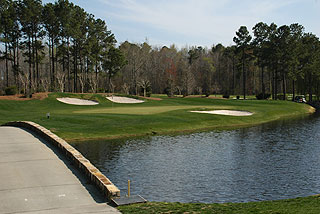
[{"left": 74, "top": 105, "right": 231, "bottom": 115}]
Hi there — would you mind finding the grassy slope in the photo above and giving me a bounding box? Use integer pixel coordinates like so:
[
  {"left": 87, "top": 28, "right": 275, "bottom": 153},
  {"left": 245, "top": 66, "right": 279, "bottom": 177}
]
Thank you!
[
  {"left": 118, "top": 196, "right": 320, "bottom": 214},
  {"left": 0, "top": 93, "right": 313, "bottom": 141}
]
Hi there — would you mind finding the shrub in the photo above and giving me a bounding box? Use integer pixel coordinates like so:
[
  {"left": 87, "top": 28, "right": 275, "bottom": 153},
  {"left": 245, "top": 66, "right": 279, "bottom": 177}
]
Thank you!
[
  {"left": 276, "top": 94, "right": 286, "bottom": 100},
  {"left": 5, "top": 86, "right": 17, "bottom": 95},
  {"left": 97, "top": 88, "right": 105, "bottom": 93},
  {"left": 256, "top": 93, "right": 271, "bottom": 100},
  {"left": 164, "top": 87, "right": 173, "bottom": 97}
]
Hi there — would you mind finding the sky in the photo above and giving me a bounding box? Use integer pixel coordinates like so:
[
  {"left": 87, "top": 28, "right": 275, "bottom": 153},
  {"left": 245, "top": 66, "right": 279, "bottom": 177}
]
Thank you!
[{"left": 43, "top": 0, "right": 320, "bottom": 48}]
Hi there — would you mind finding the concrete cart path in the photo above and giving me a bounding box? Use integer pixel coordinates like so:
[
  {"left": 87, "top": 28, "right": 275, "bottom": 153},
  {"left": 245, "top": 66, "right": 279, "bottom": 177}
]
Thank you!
[{"left": 0, "top": 126, "right": 120, "bottom": 214}]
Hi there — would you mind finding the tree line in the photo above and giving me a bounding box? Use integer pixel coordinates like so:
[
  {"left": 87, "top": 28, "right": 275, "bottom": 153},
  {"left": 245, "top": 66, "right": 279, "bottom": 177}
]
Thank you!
[
  {"left": 1, "top": 0, "right": 320, "bottom": 101},
  {"left": 0, "top": 0, "right": 125, "bottom": 96},
  {"left": 114, "top": 23, "right": 320, "bottom": 101}
]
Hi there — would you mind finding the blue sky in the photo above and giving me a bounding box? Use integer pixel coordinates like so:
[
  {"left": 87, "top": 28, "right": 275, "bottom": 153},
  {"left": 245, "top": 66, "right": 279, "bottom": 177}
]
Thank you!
[{"left": 43, "top": 0, "right": 320, "bottom": 48}]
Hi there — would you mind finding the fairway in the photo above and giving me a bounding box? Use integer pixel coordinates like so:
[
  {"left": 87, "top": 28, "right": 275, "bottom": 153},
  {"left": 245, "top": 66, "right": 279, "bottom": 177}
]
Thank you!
[
  {"left": 0, "top": 93, "right": 314, "bottom": 141},
  {"left": 74, "top": 105, "right": 231, "bottom": 115}
]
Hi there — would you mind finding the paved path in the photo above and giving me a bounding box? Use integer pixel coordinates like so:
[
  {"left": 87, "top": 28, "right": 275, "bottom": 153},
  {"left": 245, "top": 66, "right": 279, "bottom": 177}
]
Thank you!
[{"left": 0, "top": 126, "right": 120, "bottom": 214}]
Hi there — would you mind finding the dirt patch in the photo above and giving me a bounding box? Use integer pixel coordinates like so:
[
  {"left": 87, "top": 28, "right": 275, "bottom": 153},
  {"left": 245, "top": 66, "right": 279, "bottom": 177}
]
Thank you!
[
  {"left": 0, "top": 93, "right": 49, "bottom": 101},
  {"left": 184, "top": 95, "right": 206, "bottom": 98},
  {"left": 207, "top": 96, "right": 227, "bottom": 99},
  {"left": 138, "top": 96, "right": 162, "bottom": 101}
]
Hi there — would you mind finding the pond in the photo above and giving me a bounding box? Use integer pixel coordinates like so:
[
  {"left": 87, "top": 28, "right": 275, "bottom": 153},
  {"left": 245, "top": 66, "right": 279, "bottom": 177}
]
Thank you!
[{"left": 74, "top": 113, "right": 320, "bottom": 203}]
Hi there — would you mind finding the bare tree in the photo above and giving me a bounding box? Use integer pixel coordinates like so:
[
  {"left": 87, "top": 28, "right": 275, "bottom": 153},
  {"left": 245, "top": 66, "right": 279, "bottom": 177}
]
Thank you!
[
  {"left": 88, "top": 72, "right": 98, "bottom": 93},
  {"left": 56, "top": 69, "right": 66, "bottom": 92},
  {"left": 138, "top": 79, "right": 151, "bottom": 97},
  {"left": 78, "top": 72, "right": 86, "bottom": 93},
  {"left": 18, "top": 72, "right": 29, "bottom": 95},
  {"left": 196, "top": 86, "right": 202, "bottom": 95},
  {"left": 122, "top": 83, "right": 130, "bottom": 95},
  {"left": 40, "top": 77, "right": 50, "bottom": 92}
]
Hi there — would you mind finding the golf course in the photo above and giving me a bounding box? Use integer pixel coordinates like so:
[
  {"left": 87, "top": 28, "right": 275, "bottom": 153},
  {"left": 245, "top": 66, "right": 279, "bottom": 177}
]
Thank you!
[
  {"left": 0, "top": 93, "right": 314, "bottom": 142},
  {"left": 1, "top": 92, "right": 319, "bottom": 213}
]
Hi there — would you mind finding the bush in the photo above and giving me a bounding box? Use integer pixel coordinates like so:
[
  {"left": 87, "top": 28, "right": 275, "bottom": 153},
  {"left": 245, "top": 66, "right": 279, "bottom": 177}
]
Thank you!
[
  {"left": 97, "top": 88, "right": 105, "bottom": 93},
  {"left": 5, "top": 86, "right": 17, "bottom": 95},
  {"left": 256, "top": 93, "right": 271, "bottom": 100},
  {"left": 276, "top": 94, "right": 286, "bottom": 100},
  {"left": 164, "top": 87, "right": 173, "bottom": 97}
]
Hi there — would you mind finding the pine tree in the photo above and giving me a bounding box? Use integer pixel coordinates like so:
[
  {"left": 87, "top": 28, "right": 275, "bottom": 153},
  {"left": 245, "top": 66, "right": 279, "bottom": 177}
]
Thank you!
[{"left": 233, "top": 26, "right": 252, "bottom": 99}]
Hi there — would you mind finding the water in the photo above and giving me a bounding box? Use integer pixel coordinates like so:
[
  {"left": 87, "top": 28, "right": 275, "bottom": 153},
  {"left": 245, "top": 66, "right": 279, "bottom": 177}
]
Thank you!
[{"left": 74, "top": 113, "right": 320, "bottom": 203}]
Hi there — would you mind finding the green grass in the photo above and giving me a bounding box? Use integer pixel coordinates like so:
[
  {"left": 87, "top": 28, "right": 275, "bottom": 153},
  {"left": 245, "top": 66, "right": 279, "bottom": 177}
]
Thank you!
[
  {"left": 74, "top": 105, "right": 228, "bottom": 115},
  {"left": 117, "top": 195, "right": 320, "bottom": 214},
  {"left": 0, "top": 93, "right": 314, "bottom": 141},
  {"left": 0, "top": 93, "right": 316, "bottom": 213}
]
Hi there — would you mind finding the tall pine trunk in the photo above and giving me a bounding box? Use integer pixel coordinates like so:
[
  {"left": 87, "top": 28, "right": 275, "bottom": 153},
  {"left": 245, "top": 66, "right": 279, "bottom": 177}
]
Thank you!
[
  {"left": 67, "top": 38, "right": 71, "bottom": 92},
  {"left": 232, "top": 55, "right": 235, "bottom": 95},
  {"left": 36, "top": 42, "right": 39, "bottom": 91},
  {"left": 95, "top": 54, "right": 98, "bottom": 93},
  {"left": 16, "top": 37, "right": 20, "bottom": 92},
  {"left": 73, "top": 44, "right": 78, "bottom": 93},
  {"left": 5, "top": 36, "right": 9, "bottom": 87},
  {"left": 32, "top": 32, "right": 35, "bottom": 90},
  {"left": 261, "top": 66, "right": 265, "bottom": 98},
  {"left": 275, "top": 70, "right": 278, "bottom": 100},
  {"left": 51, "top": 37, "right": 55, "bottom": 91},
  {"left": 242, "top": 49, "right": 246, "bottom": 99},
  {"left": 309, "top": 72, "right": 313, "bottom": 102},
  {"left": 282, "top": 73, "right": 286, "bottom": 100},
  {"left": 292, "top": 80, "right": 295, "bottom": 101},
  {"left": 28, "top": 36, "right": 32, "bottom": 95}
]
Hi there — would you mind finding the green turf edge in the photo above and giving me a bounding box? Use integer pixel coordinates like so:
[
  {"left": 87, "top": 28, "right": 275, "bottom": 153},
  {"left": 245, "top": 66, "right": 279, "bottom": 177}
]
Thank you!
[{"left": 117, "top": 195, "right": 320, "bottom": 214}]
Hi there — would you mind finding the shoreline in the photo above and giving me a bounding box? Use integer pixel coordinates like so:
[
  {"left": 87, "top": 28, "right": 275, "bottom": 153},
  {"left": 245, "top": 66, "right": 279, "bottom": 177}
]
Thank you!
[{"left": 68, "top": 108, "right": 315, "bottom": 143}]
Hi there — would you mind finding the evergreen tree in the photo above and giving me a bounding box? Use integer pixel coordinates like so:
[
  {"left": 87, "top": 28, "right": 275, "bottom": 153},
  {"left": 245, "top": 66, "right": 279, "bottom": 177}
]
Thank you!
[
  {"left": 43, "top": 2, "right": 60, "bottom": 91},
  {"left": 252, "top": 22, "right": 270, "bottom": 99},
  {"left": 233, "top": 26, "right": 252, "bottom": 99},
  {"left": 19, "top": 0, "right": 43, "bottom": 94},
  {"left": 0, "top": 0, "right": 14, "bottom": 87},
  {"left": 288, "top": 24, "right": 304, "bottom": 100}
]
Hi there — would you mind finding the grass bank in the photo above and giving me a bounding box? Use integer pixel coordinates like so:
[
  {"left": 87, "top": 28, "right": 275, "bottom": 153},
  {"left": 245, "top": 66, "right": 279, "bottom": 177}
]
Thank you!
[
  {"left": 118, "top": 195, "right": 320, "bottom": 214},
  {"left": 0, "top": 93, "right": 314, "bottom": 141}
]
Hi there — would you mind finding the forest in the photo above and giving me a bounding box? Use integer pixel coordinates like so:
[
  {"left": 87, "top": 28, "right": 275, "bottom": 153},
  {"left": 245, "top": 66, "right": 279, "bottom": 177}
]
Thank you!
[{"left": 1, "top": 0, "right": 320, "bottom": 101}]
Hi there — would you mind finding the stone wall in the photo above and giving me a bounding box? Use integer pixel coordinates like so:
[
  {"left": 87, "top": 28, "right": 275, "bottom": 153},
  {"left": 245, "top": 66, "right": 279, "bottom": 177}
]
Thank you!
[
  {"left": 308, "top": 101, "right": 320, "bottom": 111},
  {"left": 2, "top": 121, "right": 120, "bottom": 200}
]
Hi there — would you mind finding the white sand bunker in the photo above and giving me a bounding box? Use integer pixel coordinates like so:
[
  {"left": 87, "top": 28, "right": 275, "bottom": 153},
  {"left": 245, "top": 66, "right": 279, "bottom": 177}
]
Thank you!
[
  {"left": 191, "top": 110, "right": 253, "bottom": 116},
  {"left": 106, "top": 96, "right": 144, "bottom": 104},
  {"left": 57, "top": 98, "right": 99, "bottom": 105}
]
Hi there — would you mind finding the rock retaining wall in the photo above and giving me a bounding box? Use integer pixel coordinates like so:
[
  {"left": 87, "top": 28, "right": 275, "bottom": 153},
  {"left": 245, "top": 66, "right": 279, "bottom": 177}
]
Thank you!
[
  {"left": 308, "top": 101, "right": 320, "bottom": 111},
  {"left": 2, "top": 121, "right": 120, "bottom": 200}
]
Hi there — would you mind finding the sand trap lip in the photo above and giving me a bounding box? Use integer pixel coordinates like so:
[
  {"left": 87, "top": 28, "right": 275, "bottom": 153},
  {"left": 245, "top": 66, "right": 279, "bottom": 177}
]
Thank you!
[
  {"left": 106, "top": 96, "right": 145, "bottom": 104},
  {"left": 190, "top": 110, "right": 253, "bottom": 116},
  {"left": 57, "top": 98, "right": 99, "bottom": 105}
]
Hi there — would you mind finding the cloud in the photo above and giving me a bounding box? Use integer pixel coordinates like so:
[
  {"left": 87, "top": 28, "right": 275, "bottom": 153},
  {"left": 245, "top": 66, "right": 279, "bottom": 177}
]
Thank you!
[{"left": 97, "top": 0, "right": 315, "bottom": 47}]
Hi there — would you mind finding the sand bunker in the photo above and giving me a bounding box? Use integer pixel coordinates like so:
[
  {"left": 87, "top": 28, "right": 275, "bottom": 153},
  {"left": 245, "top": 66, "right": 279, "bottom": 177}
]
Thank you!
[
  {"left": 190, "top": 110, "right": 253, "bottom": 116},
  {"left": 106, "top": 96, "right": 145, "bottom": 104},
  {"left": 57, "top": 98, "right": 99, "bottom": 105}
]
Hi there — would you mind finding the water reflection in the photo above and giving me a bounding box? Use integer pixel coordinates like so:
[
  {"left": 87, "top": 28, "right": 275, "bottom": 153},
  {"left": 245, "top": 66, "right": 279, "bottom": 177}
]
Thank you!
[{"left": 74, "top": 113, "right": 320, "bottom": 203}]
